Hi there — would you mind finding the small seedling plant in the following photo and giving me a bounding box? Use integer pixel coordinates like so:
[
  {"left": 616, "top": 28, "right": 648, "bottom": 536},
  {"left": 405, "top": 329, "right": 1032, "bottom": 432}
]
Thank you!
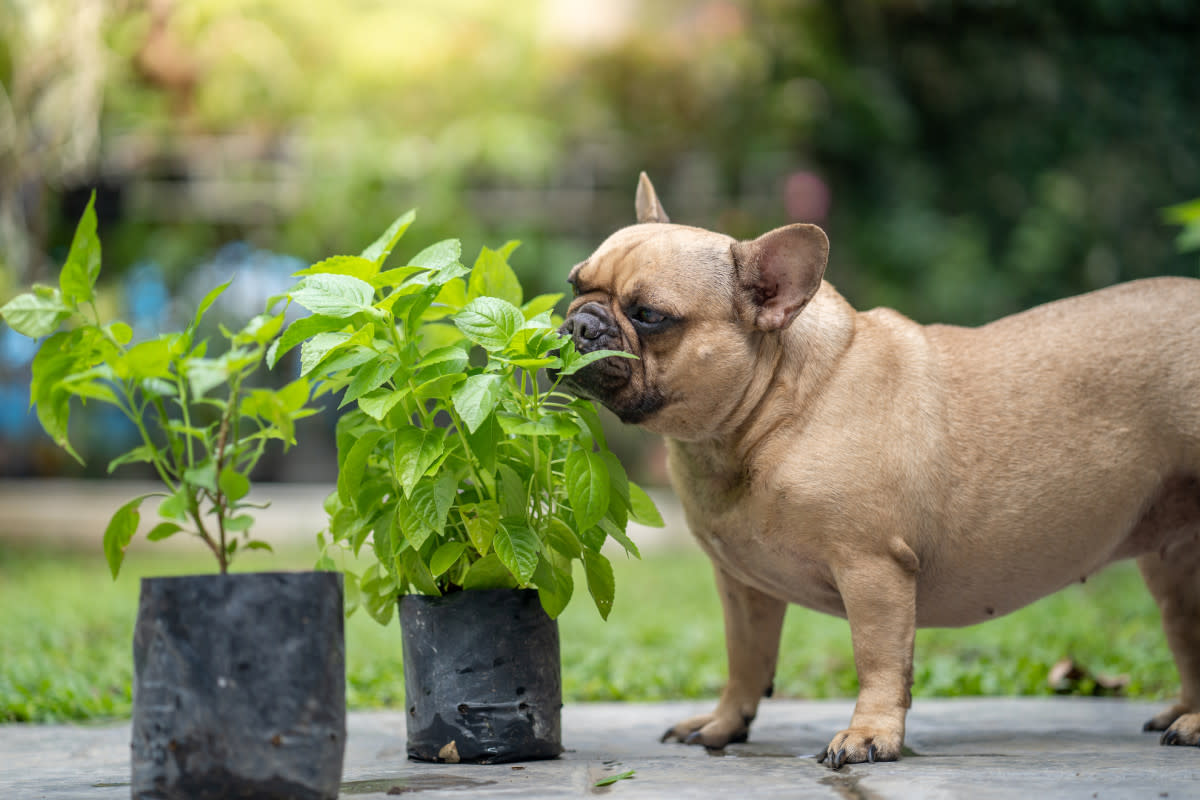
[
  {"left": 0, "top": 194, "right": 316, "bottom": 577},
  {"left": 273, "top": 210, "right": 663, "bottom": 622}
]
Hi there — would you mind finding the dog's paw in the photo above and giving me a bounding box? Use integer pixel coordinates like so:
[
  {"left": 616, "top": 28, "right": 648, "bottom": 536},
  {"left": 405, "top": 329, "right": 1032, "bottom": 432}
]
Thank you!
[
  {"left": 817, "top": 726, "right": 902, "bottom": 770},
  {"left": 1143, "top": 702, "right": 1191, "bottom": 732},
  {"left": 1159, "top": 712, "right": 1200, "bottom": 747},
  {"left": 660, "top": 711, "right": 749, "bottom": 749}
]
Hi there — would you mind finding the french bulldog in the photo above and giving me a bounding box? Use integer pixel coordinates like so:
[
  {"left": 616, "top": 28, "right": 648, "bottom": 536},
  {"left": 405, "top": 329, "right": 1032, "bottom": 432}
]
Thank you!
[{"left": 560, "top": 173, "right": 1200, "bottom": 769}]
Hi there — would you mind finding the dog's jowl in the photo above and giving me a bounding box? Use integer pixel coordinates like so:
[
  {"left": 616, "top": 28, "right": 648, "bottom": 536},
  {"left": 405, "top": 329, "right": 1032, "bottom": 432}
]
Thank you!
[{"left": 561, "top": 173, "right": 1200, "bottom": 769}]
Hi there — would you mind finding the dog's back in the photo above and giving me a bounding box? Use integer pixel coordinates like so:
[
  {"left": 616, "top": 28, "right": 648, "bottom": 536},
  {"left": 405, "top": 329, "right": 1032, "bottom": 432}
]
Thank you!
[{"left": 910, "top": 276, "right": 1200, "bottom": 621}]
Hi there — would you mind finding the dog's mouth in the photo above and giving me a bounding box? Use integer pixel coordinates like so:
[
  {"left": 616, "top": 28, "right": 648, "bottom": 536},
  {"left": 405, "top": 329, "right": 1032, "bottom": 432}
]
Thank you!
[{"left": 556, "top": 353, "right": 667, "bottom": 425}]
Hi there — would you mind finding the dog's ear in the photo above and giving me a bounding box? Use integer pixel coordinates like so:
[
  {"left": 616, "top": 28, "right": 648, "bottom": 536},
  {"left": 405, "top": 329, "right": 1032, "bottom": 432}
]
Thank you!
[
  {"left": 732, "top": 224, "right": 830, "bottom": 331},
  {"left": 635, "top": 172, "right": 670, "bottom": 224}
]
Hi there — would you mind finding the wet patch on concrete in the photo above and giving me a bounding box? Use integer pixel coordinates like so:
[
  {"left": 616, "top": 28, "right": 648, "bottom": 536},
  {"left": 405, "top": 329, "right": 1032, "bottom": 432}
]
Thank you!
[
  {"left": 820, "top": 771, "right": 883, "bottom": 800},
  {"left": 340, "top": 775, "right": 497, "bottom": 795}
]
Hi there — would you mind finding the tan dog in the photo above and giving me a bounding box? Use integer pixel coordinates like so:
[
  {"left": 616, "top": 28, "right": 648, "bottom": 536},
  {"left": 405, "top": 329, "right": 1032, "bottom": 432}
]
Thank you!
[{"left": 560, "top": 173, "right": 1200, "bottom": 769}]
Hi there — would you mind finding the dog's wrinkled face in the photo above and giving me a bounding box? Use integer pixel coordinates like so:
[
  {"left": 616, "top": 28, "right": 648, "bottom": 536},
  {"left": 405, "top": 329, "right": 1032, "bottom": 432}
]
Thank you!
[
  {"left": 561, "top": 224, "right": 748, "bottom": 437},
  {"left": 560, "top": 174, "right": 830, "bottom": 440}
]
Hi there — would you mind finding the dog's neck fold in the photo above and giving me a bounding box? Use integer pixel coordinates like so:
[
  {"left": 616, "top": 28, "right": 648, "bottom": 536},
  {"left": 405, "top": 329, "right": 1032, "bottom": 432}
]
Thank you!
[{"left": 680, "top": 281, "right": 858, "bottom": 468}]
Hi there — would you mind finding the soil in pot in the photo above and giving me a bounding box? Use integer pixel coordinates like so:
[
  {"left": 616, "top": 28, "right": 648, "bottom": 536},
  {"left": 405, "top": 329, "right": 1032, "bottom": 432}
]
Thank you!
[
  {"left": 400, "top": 588, "right": 562, "bottom": 764},
  {"left": 131, "top": 571, "right": 346, "bottom": 800}
]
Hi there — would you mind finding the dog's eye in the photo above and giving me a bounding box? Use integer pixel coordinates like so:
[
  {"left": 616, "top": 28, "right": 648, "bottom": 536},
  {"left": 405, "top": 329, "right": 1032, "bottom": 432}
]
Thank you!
[{"left": 632, "top": 306, "right": 667, "bottom": 326}]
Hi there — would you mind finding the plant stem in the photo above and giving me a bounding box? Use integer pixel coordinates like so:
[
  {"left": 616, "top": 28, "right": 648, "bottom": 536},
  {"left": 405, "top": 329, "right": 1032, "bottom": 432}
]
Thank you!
[{"left": 210, "top": 375, "right": 242, "bottom": 575}]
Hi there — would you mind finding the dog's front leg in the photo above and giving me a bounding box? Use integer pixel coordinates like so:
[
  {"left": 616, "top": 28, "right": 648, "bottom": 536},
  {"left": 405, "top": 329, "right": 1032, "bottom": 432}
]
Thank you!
[
  {"left": 661, "top": 566, "right": 786, "bottom": 748},
  {"left": 819, "top": 555, "right": 917, "bottom": 770}
]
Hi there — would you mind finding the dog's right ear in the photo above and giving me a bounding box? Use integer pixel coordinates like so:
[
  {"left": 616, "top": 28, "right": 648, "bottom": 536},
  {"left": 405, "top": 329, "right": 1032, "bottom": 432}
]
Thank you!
[
  {"left": 635, "top": 172, "right": 670, "bottom": 224},
  {"left": 732, "top": 224, "right": 830, "bottom": 332}
]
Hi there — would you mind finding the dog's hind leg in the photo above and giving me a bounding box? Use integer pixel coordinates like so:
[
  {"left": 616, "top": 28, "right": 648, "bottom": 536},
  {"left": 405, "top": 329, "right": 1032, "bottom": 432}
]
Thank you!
[
  {"left": 1137, "top": 484, "right": 1200, "bottom": 746},
  {"left": 660, "top": 566, "right": 786, "bottom": 749}
]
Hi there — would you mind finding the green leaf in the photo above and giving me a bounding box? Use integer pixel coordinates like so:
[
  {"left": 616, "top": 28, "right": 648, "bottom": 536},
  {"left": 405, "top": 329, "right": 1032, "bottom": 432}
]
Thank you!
[
  {"left": 600, "top": 517, "right": 640, "bottom": 559},
  {"left": 289, "top": 274, "right": 375, "bottom": 318},
  {"left": 399, "top": 546, "right": 441, "bottom": 595},
  {"left": 103, "top": 497, "right": 143, "bottom": 580},
  {"left": 544, "top": 517, "right": 582, "bottom": 559},
  {"left": 361, "top": 566, "right": 398, "bottom": 624},
  {"left": 521, "top": 293, "right": 563, "bottom": 320},
  {"left": 140, "top": 377, "right": 176, "bottom": 398},
  {"left": 397, "top": 473, "right": 455, "bottom": 549},
  {"left": 62, "top": 377, "right": 119, "bottom": 405},
  {"left": 429, "top": 541, "right": 467, "bottom": 577},
  {"left": 497, "top": 413, "right": 582, "bottom": 438},
  {"left": 121, "top": 339, "right": 172, "bottom": 380},
  {"left": 146, "top": 522, "right": 182, "bottom": 542},
  {"left": 244, "top": 540, "right": 273, "bottom": 552},
  {"left": 594, "top": 770, "right": 636, "bottom": 787},
  {"left": 59, "top": 192, "right": 101, "bottom": 306},
  {"left": 218, "top": 467, "right": 251, "bottom": 502},
  {"left": 225, "top": 514, "right": 255, "bottom": 532},
  {"left": 0, "top": 293, "right": 71, "bottom": 338},
  {"left": 580, "top": 526, "right": 606, "bottom": 553},
  {"left": 299, "top": 331, "right": 353, "bottom": 377},
  {"left": 29, "top": 331, "right": 83, "bottom": 462},
  {"left": 338, "top": 429, "right": 386, "bottom": 505},
  {"left": 493, "top": 519, "right": 539, "bottom": 584},
  {"left": 565, "top": 448, "right": 610, "bottom": 532},
  {"left": 105, "top": 321, "right": 133, "bottom": 345},
  {"left": 369, "top": 266, "right": 426, "bottom": 289},
  {"left": 461, "top": 553, "right": 518, "bottom": 590},
  {"left": 340, "top": 356, "right": 400, "bottom": 408},
  {"left": 453, "top": 296, "right": 524, "bottom": 352},
  {"left": 191, "top": 280, "right": 231, "bottom": 330},
  {"left": 357, "top": 388, "right": 407, "bottom": 421},
  {"left": 559, "top": 347, "right": 637, "bottom": 377},
  {"left": 392, "top": 427, "right": 446, "bottom": 494},
  {"left": 467, "top": 242, "right": 523, "bottom": 306},
  {"left": 533, "top": 554, "right": 573, "bottom": 619},
  {"left": 183, "top": 463, "right": 218, "bottom": 493},
  {"left": 292, "top": 255, "right": 378, "bottom": 280},
  {"left": 582, "top": 549, "right": 615, "bottom": 620},
  {"left": 464, "top": 413, "right": 500, "bottom": 475},
  {"left": 629, "top": 482, "right": 665, "bottom": 527},
  {"left": 360, "top": 209, "right": 417, "bottom": 265},
  {"left": 497, "top": 464, "right": 527, "bottom": 518},
  {"left": 451, "top": 373, "right": 504, "bottom": 433},
  {"left": 269, "top": 314, "right": 349, "bottom": 368},
  {"left": 158, "top": 489, "right": 189, "bottom": 521},
  {"left": 107, "top": 445, "right": 156, "bottom": 474},
  {"left": 236, "top": 311, "right": 284, "bottom": 346},
  {"left": 461, "top": 501, "right": 499, "bottom": 555},
  {"left": 315, "top": 343, "right": 379, "bottom": 377},
  {"left": 410, "top": 238, "right": 462, "bottom": 273}
]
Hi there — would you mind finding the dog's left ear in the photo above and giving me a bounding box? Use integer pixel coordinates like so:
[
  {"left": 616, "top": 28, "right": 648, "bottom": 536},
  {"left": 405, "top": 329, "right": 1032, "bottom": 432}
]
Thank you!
[
  {"left": 732, "top": 224, "right": 830, "bottom": 331},
  {"left": 635, "top": 172, "right": 671, "bottom": 224}
]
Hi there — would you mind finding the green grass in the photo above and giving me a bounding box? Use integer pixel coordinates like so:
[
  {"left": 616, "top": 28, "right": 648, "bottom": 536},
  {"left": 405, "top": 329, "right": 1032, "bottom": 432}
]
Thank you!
[{"left": 0, "top": 541, "right": 1178, "bottom": 723}]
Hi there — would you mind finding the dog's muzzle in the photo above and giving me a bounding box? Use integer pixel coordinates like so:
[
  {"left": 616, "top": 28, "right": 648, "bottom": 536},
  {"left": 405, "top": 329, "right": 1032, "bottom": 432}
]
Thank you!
[{"left": 561, "top": 301, "right": 621, "bottom": 354}]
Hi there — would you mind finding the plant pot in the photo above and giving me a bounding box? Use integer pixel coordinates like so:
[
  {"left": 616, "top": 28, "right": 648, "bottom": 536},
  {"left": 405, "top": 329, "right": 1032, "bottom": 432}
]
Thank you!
[
  {"left": 400, "top": 588, "right": 563, "bottom": 764},
  {"left": 131, "top": 571, "right": 346, "bottom": 800}
]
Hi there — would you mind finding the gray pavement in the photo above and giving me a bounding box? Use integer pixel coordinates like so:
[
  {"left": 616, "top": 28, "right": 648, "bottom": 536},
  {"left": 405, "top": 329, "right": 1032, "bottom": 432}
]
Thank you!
[{"left": 3, "top": 698, "right": 1198, "bottom": 799}]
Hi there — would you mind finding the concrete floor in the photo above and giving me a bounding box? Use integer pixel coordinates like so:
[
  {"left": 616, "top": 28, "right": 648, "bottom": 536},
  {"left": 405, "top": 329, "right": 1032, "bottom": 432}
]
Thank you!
[{"left": 4, "top": 698, "right": 1199, "bottom": 799}]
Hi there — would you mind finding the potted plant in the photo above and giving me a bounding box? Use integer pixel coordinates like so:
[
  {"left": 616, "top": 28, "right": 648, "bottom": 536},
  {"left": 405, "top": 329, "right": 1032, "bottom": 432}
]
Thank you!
[
  {"left": 0, "top": 195, "right": 346, "bottom": 800},
  {"left": 271, "top": 210, "right": 663, "bottom": 764}
]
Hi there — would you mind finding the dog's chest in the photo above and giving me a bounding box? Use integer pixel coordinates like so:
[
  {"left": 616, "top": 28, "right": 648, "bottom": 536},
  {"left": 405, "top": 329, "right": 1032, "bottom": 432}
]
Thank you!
[{"left": 666, "top": 442, "right": 846, "bottom": 616}]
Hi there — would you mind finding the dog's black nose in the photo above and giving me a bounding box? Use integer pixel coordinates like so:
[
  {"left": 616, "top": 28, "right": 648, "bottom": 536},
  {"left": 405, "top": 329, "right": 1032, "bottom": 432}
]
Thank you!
[{"left": 563, "top": 303, "right": 609, "bottom": 342}]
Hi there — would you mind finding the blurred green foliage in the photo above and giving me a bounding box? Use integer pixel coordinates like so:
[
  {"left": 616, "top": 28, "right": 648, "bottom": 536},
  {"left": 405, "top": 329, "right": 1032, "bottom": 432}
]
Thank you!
[
  {"left": 3, "top": 0, "right": 1195, "bottom": 320},
  {"left": 2, "top": 0, "right": 1198, "bottom": 481}
]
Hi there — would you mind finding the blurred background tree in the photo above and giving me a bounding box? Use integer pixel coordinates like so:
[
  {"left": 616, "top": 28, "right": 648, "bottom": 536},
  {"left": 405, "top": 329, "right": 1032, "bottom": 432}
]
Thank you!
[{"left": 1, "top": 0, "right": 1197, "bottom": 480}]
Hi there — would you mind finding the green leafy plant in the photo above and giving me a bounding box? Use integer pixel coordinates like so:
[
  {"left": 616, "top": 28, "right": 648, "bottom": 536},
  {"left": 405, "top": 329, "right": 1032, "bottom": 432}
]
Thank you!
[
  {"left": 0, "top": 194, "right": 317, "bottom": 577},
  {"left": 272, "top": 210, "right": 663, "bottom": 622}
]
